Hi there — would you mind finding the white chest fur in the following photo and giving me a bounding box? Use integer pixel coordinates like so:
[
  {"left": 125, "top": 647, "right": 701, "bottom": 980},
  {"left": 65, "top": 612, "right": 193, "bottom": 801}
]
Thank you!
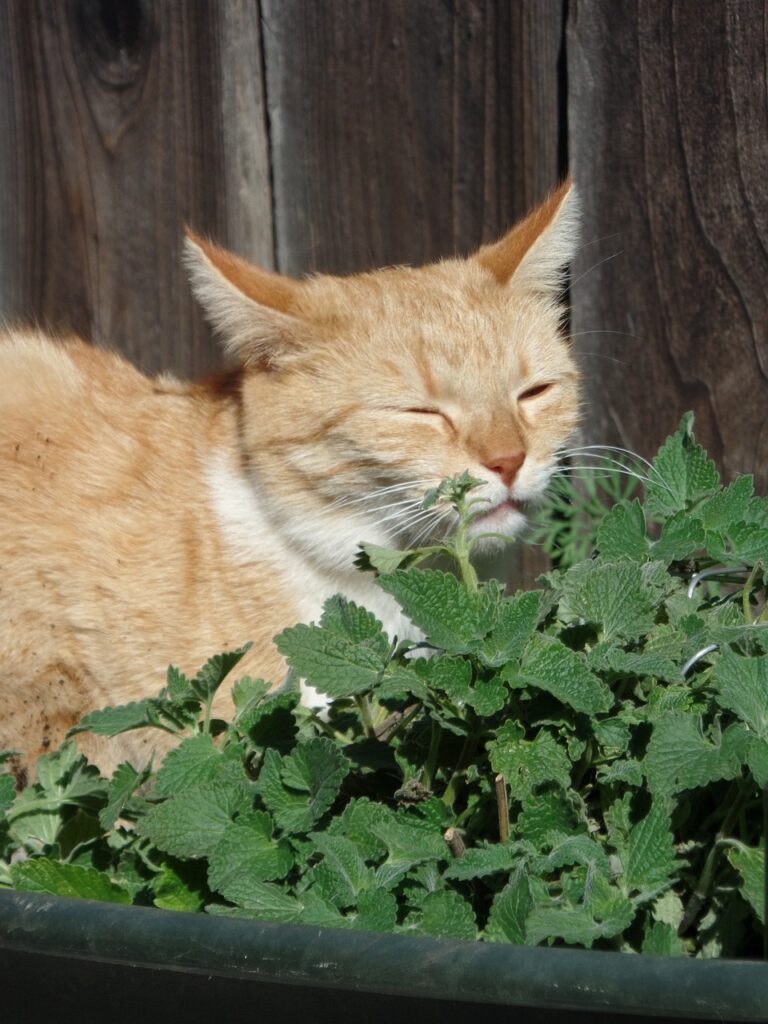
[{"left": 205, "top": 454, "right": 419, "bottom": 703}]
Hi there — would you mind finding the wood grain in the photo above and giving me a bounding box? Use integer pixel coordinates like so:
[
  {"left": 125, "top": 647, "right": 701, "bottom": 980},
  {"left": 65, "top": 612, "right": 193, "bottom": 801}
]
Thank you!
[
  {"left": 260, "top": 0, "right": 565, "bottom": 275},
  {"left": 0, "top": 0, "right": 242, "bottom": 377},
  {"left": 568, "top": 0, "right": 768, "bottom": 489}
]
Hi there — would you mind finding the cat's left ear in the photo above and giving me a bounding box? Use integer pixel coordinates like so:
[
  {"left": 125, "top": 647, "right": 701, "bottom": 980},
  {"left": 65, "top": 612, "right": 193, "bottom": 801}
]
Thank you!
[
  {"left": 183, "top": 231, "right": 305, "bottom": 367},
  {"left": 475, "top": 178, "right": 579, "bottom": 296}
]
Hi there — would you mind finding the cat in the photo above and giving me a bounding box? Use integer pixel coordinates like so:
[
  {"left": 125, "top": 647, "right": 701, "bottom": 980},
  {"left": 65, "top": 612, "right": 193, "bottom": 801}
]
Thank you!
[{"left": 0, "top": 179, "right": 580, "bottom": 782}]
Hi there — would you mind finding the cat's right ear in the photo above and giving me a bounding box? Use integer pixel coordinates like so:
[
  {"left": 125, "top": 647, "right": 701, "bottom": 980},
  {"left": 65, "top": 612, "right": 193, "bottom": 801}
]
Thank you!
[{"left": 183, "top": 231, "right": 304, "bottom": 368}]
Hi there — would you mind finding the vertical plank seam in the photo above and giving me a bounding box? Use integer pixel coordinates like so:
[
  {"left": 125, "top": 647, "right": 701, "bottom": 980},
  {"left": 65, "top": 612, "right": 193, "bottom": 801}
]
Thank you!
[{"left": 256, "top": 0, "right": 279, "bottom": 273}]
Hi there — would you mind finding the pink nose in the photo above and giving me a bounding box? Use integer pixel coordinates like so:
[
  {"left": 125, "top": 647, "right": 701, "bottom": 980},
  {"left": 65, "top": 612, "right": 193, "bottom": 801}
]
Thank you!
[{"left": 484, "top": 452, "right": 525, "bottom": 488}]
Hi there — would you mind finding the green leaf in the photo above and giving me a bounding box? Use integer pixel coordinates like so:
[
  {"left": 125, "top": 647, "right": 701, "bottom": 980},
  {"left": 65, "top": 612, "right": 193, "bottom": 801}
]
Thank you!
[
  {"left": 0, "top": 773, "right": 15, "bottom": 817},
  {"left": 488, "top": 723, "right": 571, "bottom": 799},
  {"left": 406, "top": 889, "right": 477, "bottom": 941},
  {"left": 644, "top": 715, "right": 744, "bottom": 796},
  {"left": 624, "top": 804, "right": 677, "bottom": 896},
  {"left": 644, "top": 412, "right": 719, "bottom": 518},
  {"left": 212, "top": 880, "right": 302, "bottom": 921},
  {"left": 642, "top": 920, "right": 687, "bottom": 956},
  {"left": 155, "top": 734, "right": 223, "bottom": 797},
  {"left": 319, "top": 595, "right": 391, "bottom": 651},
  {"left": 138, "top": 780, "right": 248, "bottom": 859},
  {"left": 526, "top": 874, "right": 635, "bottom": 947},
  {"left": 99, "top": 762, "right": 150, "bottom": 830},
  {"left": 712, "top": 649, "right": 768, "bottom": 738},
  {"left": 310, "top": 834, "right": 372, "bottom": 907},
  {"left": 478, "top": 592, "right": 542, "bottom": 668},
  {"left": 166, "top": 665, "right": 193, "bottom": 700},
  {"left": 517, "top": 789, "right": 582, "bottom": 845},
  {"left": 372, "top": 817, "right": 447, "bottom": 888},
  {"left": 352, "top": 888, "right": 398, "bottom": 932},
  {"left": 443, "top": 842, "right": 524, "bottom": 881},
  {"left": 191, "top": 644, "right": 253, "bottom": 701},
  {"left": 376, "top": 569, "right": 494, "bottom": 653},
  {"left": 513, "top": 635, "right": 613, "bottom": 715},
  {"left": 275, "top": 623, "right": 389, "bottom": 698},
  {"left": 11, "top": 858, "right": 131, "bottom": 904},
  {"left": 727, "top": 843, "right": 765, "bottom": 924},
  {"left": 467, "top": 675, "right": 508, "bottom": 716},
  {"left": 696, "top": 475, "right": 753, "bottom": 531},
  {"left": 70, "top": 700, "right": 161, "bottom": 737},
  {"left": 534, "top": 832, "right": 610, "bottom": 876},
  {"left": 484, "top": 872, "right": 533, "bottom": 943},
  {"left": 258, "top": 739, "right": 350, "bottom": 834},
  {"left": 208, "top": 812, "right": 294, "bottom": 902},
  {"left": 150, "top": 860, "right": 207, "bottom": 912},
  {"left": 560, "top": 562, "right": 656, "bottom": 643},
  {"left": 326, "top": 798, "right": 391, "bottom": 860},
  {"left": 652, "top": 512, "right": 706, "bottom": 563},
  {"left": 596, "top": 500, "right": 649, "bottom": 561},
  {"left": 355, "top": 542, "right": 418, "bottom": 575}
]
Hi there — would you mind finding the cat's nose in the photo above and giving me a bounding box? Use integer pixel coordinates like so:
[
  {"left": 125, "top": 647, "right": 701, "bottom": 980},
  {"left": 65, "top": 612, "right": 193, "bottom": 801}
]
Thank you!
[{"left": 484, "top": 452, "right": 525, "bottom": 488}]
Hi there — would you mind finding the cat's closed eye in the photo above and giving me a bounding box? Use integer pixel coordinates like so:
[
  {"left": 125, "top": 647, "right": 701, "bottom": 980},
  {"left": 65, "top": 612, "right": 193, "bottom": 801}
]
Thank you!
[
  {"left": 404, "top": 407, "right": 454, "bottom": 428},
  {"left": 518, "top": 382, "right": 555, "bottom": 401}
]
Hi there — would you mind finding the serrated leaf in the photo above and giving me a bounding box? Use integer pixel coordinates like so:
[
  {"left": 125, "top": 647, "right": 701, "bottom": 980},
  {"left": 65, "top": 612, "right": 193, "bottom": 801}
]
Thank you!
[
  {"left": 512, "top": 635, "right": 613, "bottom": 714},
  {"left": 712, "top": 649, "right": 768, "bottom": 738},
  {"left": 416, "top": 656, "right": 473, "bottom": 704},
  {"left": 535, "top": 832, "right": 610, "bottom": 876},
  {"left": 191, "top": 644, "right": 252, "bottom": 701},
  {"left": 258, "top": 740, "right": 350, "bottom": 834},
  {"left": 644, "top": 715, "right": 744, "bottom": 795},
  {"left": 727, "top": 843, "right": 765, "bottom": 924},
  {"left": 232, "top": 676, "right": 271, "bottom": 712},
  {"left": 310, "top": 834, "right": 372, "bottom": 907},
  {"left": 642, "top": 919, "right": 686, "bottom": 956},
  {"left": 484, "top": 872, "right": 532, "bottom": 943},
  {"left": 372, "top": 817, "right": 447, "bottom": 888},
  {"left": 488, "top": 722, "right": 571, "bottom": 799},
  {"left": 214, "top": 880, "right": 302, "bottom": 920},
  {"left": 138, "top": 780, "right": 248, "bottom": 858},
  {"left": 645, "top": 413, "right": 720, "bottom": 517},
  {"left": 166, "top": 665, "right": 192, "bottom": 700},
  {"left": 560, "top": 562, "right": 656, "bottom": 642},
  {"left": 352, "top": 888, "right": 398, "bottom": 932},
  {"left": 443, "top": 842, "right": 524, "bottom": 881},
  {"left": 697, "top": 475, "right": 753, "bottom": 530},
  {"left": 326, "top": 798, "right": 391, "bottom": 860},
  {"left": 467, "top": 675, "right": 508, "bottom": 716},
  {"left": 624, "top": 804, "right": 677, "bottom": 895},
  {"left": 100, "top": 761, "right": 150, "bottom": 830},
  {"left": 517, "top": 788, "right": 582, "bottom": 846},
  {"left": 590, "top": 647, "right": 680, "bottom": 683},
  {"left": 319, "top": 595, "right": 391, "bottom": 652},
  {"left": 652, "top": 511, "right": 706, "bottom": 563},
  {"left": 275, "top": 623, "right": 388, "bottom": 698},
  {"left": 0, "top": 773, "right": 15, "bottom": 817},
  {"left": 596, "top": 500, "right": 649, "bottom": 561},
  {"left": 70, "top": 700, "right": 160, "bottom": 737},
  {"left": 526, "top": 874, "right": 635, "bottom": 947},
  {"left": 376, "top": 569, "right": 494, "bottom": 653},
  {"left": 355, "top": 542, "right": 418, "bottom": 574},
  {"left": 11, "top": 858, "right": 131, "bottom": 904},
  {"left": 596, "top": 759, "right": 644, "bottom": 787},
  {"left": 154, "top": 734, "right": 223, "bottom": 797},
  {"left": 406, "top": 889, "right": 477, "bottom": 941},
  {"left": 150, "top": 859, "right": 207, "bottom": 912},
  {"left": 709, "top": 521, "right": 768, "bottom": 564},
  {"left": 478, "top": 591, "right": 542, "bottom": 668},
  {"left": 207, "top": 811, "right": 294, "bottom": 903}
]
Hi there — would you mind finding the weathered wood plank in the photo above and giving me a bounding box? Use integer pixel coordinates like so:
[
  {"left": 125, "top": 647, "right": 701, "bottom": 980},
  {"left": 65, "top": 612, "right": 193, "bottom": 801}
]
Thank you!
[
  {"left": 568, "top": 0, "right": 768, "bottom": 488},
  {"left": 0, "top": 0, "right": 266, "bottom": 377},
  {"left": 261, "top": 0, "right": 565, "bottom": 274}
]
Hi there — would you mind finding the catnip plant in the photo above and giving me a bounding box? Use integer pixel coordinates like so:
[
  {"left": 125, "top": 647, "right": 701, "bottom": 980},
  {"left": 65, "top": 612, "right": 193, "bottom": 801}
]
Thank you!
[{"left": 1, "top": 413, "right": 766, "bottom": 957}]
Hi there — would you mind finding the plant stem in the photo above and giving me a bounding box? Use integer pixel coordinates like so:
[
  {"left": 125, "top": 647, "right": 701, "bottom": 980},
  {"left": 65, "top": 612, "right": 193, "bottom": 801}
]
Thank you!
[
  {"left": 495, "top": 773, "right": 510, "bottom": 843},
  {"left": 355, "top": 695, "right": 376, "bottom": 740},
  {"left": 441, "top": 733, "right": 478, "bottom": 808},
  {"left": 423, "top": 720, "right": 442, "bottom": 789}
]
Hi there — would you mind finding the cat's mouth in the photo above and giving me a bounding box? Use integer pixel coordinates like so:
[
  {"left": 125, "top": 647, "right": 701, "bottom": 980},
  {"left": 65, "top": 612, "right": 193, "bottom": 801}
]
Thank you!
[{"left": 473, "top": 496, "right": 524, "bottom": 522}]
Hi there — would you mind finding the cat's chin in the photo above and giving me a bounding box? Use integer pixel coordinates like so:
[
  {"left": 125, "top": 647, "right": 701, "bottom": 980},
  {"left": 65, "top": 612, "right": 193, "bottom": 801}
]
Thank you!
[{"left": 467, "top": 499, "right": 528, "bottom": 549}]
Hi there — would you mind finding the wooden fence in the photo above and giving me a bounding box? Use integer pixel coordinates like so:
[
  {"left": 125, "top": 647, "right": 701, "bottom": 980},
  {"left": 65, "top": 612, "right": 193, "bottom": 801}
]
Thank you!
[{"left": 1, "top": 0, "right": 766, "bottom": 580}]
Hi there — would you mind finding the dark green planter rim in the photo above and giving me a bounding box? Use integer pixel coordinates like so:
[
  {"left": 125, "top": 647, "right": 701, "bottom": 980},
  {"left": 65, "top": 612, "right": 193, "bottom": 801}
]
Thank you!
[{"left": 1, "top": 890, "right": 767, "bottom": 1020}]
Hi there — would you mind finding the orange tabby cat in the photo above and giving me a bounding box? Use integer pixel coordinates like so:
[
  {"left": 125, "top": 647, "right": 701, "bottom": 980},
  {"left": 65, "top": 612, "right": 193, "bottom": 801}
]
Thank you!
[{"left": 0, "top": 181, "right": 580, "bottom": 780}]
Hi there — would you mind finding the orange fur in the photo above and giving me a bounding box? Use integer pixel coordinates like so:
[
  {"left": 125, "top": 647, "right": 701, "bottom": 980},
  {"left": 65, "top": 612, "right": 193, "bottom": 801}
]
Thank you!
[{"left": 0, "top": 183, "right": 581, "bottom": 779}]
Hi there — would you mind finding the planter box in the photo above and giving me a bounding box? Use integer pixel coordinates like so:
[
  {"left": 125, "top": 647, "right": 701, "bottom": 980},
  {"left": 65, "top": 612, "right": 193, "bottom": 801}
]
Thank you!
[{"left": 1, "top": 890, "right": 767, "bottom": 1023}]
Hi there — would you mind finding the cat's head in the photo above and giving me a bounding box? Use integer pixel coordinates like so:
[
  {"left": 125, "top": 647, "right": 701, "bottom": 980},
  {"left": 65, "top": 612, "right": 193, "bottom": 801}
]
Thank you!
[{"left": 185, "top": 181, "right": 580, "bottom": 571}]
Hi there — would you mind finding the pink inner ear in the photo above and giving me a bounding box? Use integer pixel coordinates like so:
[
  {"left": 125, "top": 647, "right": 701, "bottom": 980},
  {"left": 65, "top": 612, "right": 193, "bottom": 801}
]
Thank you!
[
  {"left": 186, "top": 229, "right": 300, "bottom": 314},
  {"left": 475, "top": 178, "right": 572, "bottom": 285}
]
